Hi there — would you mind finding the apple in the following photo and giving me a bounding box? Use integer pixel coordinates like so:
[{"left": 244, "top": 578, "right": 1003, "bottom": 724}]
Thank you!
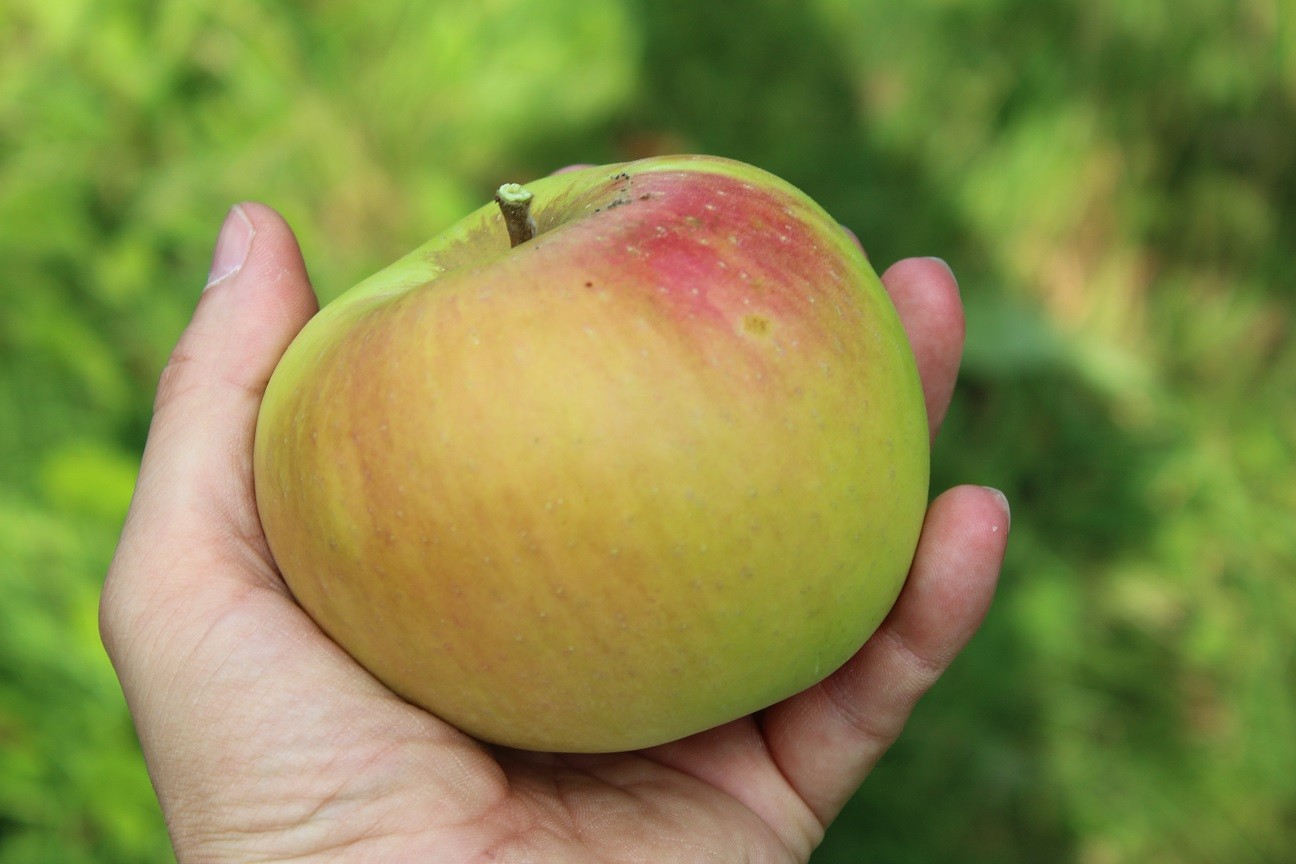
[{"left": 253, "top": 155, "right": 930, "bottom": 752}]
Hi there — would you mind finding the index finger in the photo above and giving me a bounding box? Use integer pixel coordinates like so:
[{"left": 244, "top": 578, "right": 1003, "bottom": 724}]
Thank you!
[{"left": 879, "top": 257, "right": 965, "bottom": 439}]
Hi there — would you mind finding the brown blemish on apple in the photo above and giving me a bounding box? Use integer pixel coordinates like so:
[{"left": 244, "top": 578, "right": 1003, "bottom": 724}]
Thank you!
[{"left": 742, "top": 314, "right": 772, "bottom": 336}]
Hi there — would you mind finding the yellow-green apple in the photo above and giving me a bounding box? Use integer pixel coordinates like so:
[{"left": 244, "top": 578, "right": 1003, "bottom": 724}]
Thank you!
[{"left": 253, "top": 155, "right": 930, "bottom": 752}]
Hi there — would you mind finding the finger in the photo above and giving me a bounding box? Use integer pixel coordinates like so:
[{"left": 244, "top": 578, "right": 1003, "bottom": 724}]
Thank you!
[
  {"left": 880, "top": 258, "right": 964, "bottom": 439},
  {"left": 103, "top": 204, "right": 318, "bottom": 644},
  {"left": 760, "top": 485, "right": 1009, "bottom": 826}
]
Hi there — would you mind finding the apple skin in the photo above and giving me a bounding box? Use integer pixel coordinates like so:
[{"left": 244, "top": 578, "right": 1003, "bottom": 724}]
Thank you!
[{"left": 253, "top": 155, "right": 930, "bottom": 752}]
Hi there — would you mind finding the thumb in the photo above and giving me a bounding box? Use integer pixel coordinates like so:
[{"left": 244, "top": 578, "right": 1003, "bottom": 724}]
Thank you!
[{"left": 103, "top": 203, "right": 318, "bottom": 649}]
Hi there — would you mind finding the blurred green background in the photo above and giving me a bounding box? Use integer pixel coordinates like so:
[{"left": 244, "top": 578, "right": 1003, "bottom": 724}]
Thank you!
[{"left": 2, "top": 0, "right": 1293, "bottom": 861}]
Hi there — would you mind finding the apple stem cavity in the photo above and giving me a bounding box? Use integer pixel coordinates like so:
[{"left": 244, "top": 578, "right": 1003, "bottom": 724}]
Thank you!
[{"left": 495, "top": 183, "right": 538, "bottom": 248}]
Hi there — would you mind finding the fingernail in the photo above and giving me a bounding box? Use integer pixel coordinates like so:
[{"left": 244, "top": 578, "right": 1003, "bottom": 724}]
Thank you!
[
  {"left": 924, "top": 256, "right": 954, "bottom": 278},
  {"left": 982, "top": 486, "right": 1011, "bottom": 532},
  {"left": 205, "top": 205, "right": 254, "bottom": 290}
]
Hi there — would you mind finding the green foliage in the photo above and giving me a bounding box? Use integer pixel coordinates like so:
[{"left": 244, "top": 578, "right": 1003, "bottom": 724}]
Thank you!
[
  {"left": 1, "top": 0, "right": 1292, "bottom": 861},
  {"left": 0, "top": 497, "right": 169, "bottom": 863}
]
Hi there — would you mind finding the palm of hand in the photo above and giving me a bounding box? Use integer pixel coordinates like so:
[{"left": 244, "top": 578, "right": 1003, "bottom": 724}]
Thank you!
[
  {"left": 139, "top": 570, "right": 822, "bottom": 862},
  {"left": 102, "top": 203, "right": 1007, "bottom": 863}
]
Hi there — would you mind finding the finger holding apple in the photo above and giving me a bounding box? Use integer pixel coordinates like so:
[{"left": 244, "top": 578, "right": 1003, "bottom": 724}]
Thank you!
[{"left": 254, "top": 155, "right": 934, "bottom": 753}]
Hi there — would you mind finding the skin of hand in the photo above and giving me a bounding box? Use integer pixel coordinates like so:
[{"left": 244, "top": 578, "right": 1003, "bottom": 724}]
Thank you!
[{"left": 101, "top": 201, "right": 1009, "bottom": 863}]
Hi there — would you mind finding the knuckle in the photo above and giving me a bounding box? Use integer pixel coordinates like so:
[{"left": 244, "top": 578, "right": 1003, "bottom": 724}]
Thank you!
[{"left": 154, "top": 346, "right": 200, "bottom": 412}]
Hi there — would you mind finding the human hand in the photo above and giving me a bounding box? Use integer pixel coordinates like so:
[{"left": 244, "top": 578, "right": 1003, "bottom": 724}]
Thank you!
[{"left": 101, "top": 201, "right": 1008, "bottom": 863}]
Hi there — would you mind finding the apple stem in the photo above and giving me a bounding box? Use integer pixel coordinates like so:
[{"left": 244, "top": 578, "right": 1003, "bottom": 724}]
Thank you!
[{"left": 495, "top": 183, "right": 538, "bottom": 247}]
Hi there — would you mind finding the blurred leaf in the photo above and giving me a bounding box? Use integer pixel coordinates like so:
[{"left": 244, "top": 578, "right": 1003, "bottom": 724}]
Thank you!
[
  {"left": 961, "top": 291, "right": 1074, "bottom": 377},
  {"left": 0, "top": 497, "right": 169, "bottom": 863},
  {"left": 38, "top": 443, "right": 138, "bottom": 523}
]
